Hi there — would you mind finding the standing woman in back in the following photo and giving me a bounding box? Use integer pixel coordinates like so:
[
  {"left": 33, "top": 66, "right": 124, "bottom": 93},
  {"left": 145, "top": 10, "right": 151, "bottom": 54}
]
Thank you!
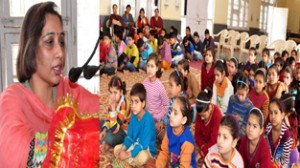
[{"left": 0, "top": 2, "right": 99, "bottom": 167}]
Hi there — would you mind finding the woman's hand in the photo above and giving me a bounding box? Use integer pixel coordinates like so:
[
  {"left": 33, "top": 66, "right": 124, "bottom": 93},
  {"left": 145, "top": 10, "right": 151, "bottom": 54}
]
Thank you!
[{"left": 118, "top": 151, "right": 131, "bottom": 160}]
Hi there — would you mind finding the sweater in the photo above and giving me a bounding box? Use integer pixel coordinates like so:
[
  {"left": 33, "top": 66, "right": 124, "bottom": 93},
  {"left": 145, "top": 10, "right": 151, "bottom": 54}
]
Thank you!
[
  {"left": 117, "top": 40, "right": 126, "bottom": 56},
  {"left": 123, "top": 110, "right": 156, "bottom": 157},
  {"left": 186, "top": 73, "right": 200, "bottom": 104},
  {"left": 140, "top": 42, "right": 153, "bottom": 63},
  {"left": 265, "top": 122, "right": 293, "bottom": 167},
  {"left": 201, "top": 64, "right": 215, "bottom": 91},
  {"left": 212, "top": 77, "right": 234, "bottom": 114},
  {"left": 150, "top": 16, "right": 163, "bottom": 30},
  {"left": 105, "top": 44, "right": 118, "bottom": 69},
  {"left": 137, "top": 16, "right": 149, "bottom": 28},
  {"left": 226, "top": 95, "right": 254, "bottom": 138},
  {"left": 203, "top": 144, "right": 244, "bottom": 168},
  {"left": 266, "top": 82, "right": 285, "bottom": 100},
  {"left": 248, "top": 90, "right": 269, "bottom": 124},
  {"left": 195, "top": 104, "right": 222, "bottom": 157},
  {"left": 203, "top": 36, "right": 215, "bottom": 51},
  {"left": 124, "top": 44, "right": 139, "bottom": 68},
  {"left": 157, "top": 41, "right": 172, "bottom": 65},
  {"left": 149, "top": 38, "right": 158, "bottom": 53},
  {"left": 143, "top": 78, "right": 169, "bottom": 122},
  {"left": 238, "top": 135, "right": 272, "bottom": 168},
  {"left": 103, "top": 95, "right": 131, "bottom": 133},
  {"left": 156, "top": 125, "right": 196, "bottom": 168},
  {"left": 194, "top": 39, "right": 204, "bottom": 55}
]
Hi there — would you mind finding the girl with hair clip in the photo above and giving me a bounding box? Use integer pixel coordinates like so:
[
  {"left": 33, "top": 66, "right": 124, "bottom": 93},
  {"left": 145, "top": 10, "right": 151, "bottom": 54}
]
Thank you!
[
  {"left": 100, "top": 76, "right": 131, "bottom": 151},
  {"left": 238, "top": 108, "right": 272, "bottom": 167},
  {"left": 248, "top": 68, "right": 270, "bottom": 125},
  {"left": 227, "top": 74, "right": 254, "bottom": 138},
  {"left": 158, "top": 70, "right": 186, "bottom": 141},
  {"left": 266, "top": 64, "right": 285, "bottom": 100},
  {"left": 203, "top": 115, "right": 244, "bottom": 167},
  {"left": 281, "top": 93, "right": 299, "bottom": 166},
  {"left": 212, "top": 59, "right": 234, "bottom": 114},
  {"left": 228, "top": 57, "right": 239, "bottom": 82},
  {"left": 194, "top": 87, "right": 222, "bottom": 163},
  {"left": 156, "top": 96, "right": 196, "bottom": 168},
  {"left": 177, "top": 59, "right": 200, "bottom": 105},
  {"left": 265, "top": 98, "right": 293, "bottom": 167},
  {"left": 143, "top": 53, "right": 169, "bottom": 128},
  {"left": 201, "top": 48, "right": 215, "bottom": 91}
]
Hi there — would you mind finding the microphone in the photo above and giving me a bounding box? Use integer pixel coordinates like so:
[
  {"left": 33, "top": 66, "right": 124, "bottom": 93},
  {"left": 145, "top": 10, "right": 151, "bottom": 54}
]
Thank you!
[{"left": 68, "top": 36, "right": 100, "bottom": 83}]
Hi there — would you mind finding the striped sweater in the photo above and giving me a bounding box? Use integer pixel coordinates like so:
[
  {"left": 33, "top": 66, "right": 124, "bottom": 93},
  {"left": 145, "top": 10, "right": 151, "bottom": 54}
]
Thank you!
[
  {"left": 203, "top": 144, "right": 244, "bottom": 168},
  {"left": 103, "top": 95, "right": 131, "bottom": 134},
  {"left": 265, "top": 122, "right": 293, "bottom": 167},
  {"left": 105, "top": 44, "right": 118, "bottom": 69},
  {"left": 143, "top": 78, "right": 169, "bottom": 122}
]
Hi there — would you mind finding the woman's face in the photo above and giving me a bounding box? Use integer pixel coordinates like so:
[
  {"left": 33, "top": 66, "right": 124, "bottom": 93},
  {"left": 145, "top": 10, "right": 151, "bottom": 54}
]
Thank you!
[
  {"left": 34, "top": 14, "right": 65, "bottom": 86},
  {"left": 140, "top": 10, "right": 144, "bottom": 17},
  {"left": 228, "top": 61, "right": 237, "bottom": 76}
]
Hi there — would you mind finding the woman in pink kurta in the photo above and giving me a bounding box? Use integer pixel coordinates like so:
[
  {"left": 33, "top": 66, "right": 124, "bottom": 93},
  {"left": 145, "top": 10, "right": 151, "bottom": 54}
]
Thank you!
[{"left": 0, "top": 2, "right": 99, "bottom": 167}]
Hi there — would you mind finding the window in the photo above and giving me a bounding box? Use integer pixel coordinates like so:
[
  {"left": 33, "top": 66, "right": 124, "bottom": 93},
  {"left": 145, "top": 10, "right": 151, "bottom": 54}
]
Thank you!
[
  {"left": 227, "top": 0, "right": 249, "bottom": 29},
  {"left": 260, "top": 0, "right": 276, "bottom": 32}
]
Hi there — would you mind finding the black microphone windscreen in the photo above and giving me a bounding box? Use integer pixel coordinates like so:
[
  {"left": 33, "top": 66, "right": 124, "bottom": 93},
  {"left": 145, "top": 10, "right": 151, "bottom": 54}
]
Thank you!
[
  {"left": 83, "top": 66, "right": 99, "bottom": 79},
  {"left": 68, "top": 67, "right": 83, "bottom": 83}
]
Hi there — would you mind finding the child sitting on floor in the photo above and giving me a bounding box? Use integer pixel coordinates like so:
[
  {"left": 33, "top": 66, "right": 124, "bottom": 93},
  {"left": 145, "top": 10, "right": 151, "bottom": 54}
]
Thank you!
[
  {"left": 195, "top": 88, "right": 222, "bottom": 163},
  {"left": 100, "top": 76, "right": 130, "bottom": 151},
  {"left": 266, "top": 64, "right": 285, "bottom": 99},
  {"left": 137, "top": 38, "right": 153, "bottom": 71},
  {"left": 203, "top": 115, "right": 244, "bottom": 167},
  {"left": 114, "top": 83, "right": 156, "bottom": 167},
  {"left": 212, "top": 59, "right": 234, "bottom": 114},
  {"left": 156, "top": 96, "right": 196, "bottom": 168},
  {"left": 238, "top": 108, "right": 272, "bottom": 167},
  {"left": 157, "top": 36, "right": 172, "bottom": 70},
  {"left": 201, "top": 48, "right": 215, "bottom": 91}
]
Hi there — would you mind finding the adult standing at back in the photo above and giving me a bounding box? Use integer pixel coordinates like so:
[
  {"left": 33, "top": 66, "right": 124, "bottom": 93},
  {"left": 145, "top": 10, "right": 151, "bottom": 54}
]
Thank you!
[
  {"left": 150, "top": 8, "right": 163, "bottom": 34},
  {"left": 108, "top": 4, "right": 125, "bottom": 28},
  {"left": 122, "top": 4, "right": 135, "bottom": 30},
  {"left": 137, "top": 8, "right": 149, "bottom": 29}
]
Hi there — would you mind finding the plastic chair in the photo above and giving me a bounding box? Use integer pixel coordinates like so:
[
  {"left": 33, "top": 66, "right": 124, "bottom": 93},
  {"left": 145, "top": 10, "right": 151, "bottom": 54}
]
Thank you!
[
  {"left": 294, "top": 44, "right": 300, "bottom": 62},
  {"left": 267, "top": 39, "right": 286, "bottom": 53},
  {"left": 223, "top": 31, "right": 240, "bottom": 59},
  {"left": 284, "top": 40, "right": 297, "bottom": 54},
  {"left": 214, "top": 29, "right": 228, "bottom": 56},
  {"left": 240, "top": 34, "right": 260, "bottom": 58},
  {"left": 257, "top": 35, "right": 268, "bottom": 55}
]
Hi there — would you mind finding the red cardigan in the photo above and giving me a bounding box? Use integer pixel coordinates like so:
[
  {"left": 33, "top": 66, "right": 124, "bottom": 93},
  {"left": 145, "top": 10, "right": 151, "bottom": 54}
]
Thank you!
[
  {"left": 195, "top": 104, "right": 222, "bottom": 157},
  {"left": 201, "top": 64, "right": 215, "bottom": 90},
  {"left": 238, "top": 135, "right": 272, "bottom": 168}
]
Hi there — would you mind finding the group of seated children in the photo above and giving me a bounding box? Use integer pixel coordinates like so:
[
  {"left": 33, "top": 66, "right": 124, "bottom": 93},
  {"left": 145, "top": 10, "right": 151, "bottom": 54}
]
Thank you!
[{"left": 100, "top": 18, "right": 300, "bottom": 167}]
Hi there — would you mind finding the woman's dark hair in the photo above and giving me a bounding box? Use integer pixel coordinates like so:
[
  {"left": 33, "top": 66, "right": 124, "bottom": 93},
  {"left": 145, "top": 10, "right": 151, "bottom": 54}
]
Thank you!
[
  {"left": 258, "top": 60, "right": 267, "bottom": 70},
  {"left": 138, "top": 8, "right": 145, "bottom": 21},
  {"left": 204, "top": 29, "right": 210, "bottom": 35},
  {"left": 214, "top": 59, "right": 228, "bottom": 76},
  {"left": 178, "top": 59, "right": 190, "bottom": 73},
  {"left": 236, "top": 73, "right": 249, "bottom": 91},
  {"left": 281, "top": 93, "right": 296, "bottom": 119},
  {"left": 274, "top": 57, "right": 284, "bottom": 68},
  {"left": 270, "top": 98, "right": 286, "bottom": 114},
  {"left": 249, "top": 108, "right": 264, "bottom": 128},
  {"left": 130, "top": 83, "right": 147, "bottom": 103},
  {"left": 220, "top": 115, "right": 240, "bottom": 139},
  {"left": 126, "top": 4, "right": 131, "bottom": 9},
  {"left": 262, "top": 48, "right": 270, "bottom": 56},
  {"left": 108, "top": 76, "right": 127, "bottom": 94},
  {"left": 169, "top": 70, "right": 186, "bottom": 92},
  {"left": 255, "top": 68, "right": 267, "bottom": 82},
  {"left": 176, "top": 96, "right": 193, "bottom": 126},
  {"left": 196, "top": 87, "right": 213, "bottom": 113},
  {"left": 230, "top": 57, "right": 238, "bottom": 69},
  {"left": 147, "top": 53, "right": 162, "bottom": 78},
  {"left": 158, "top": 36, "right": 164, "bottom": 46},
  {"left": 268, "top": 64, "right": 280, "bottom": 76},
  {"left": 17, "top": 2, "right": 63, "bottom": 83},
  {"left": 249, "top": 64, "right": 259, "bottom": 74}
]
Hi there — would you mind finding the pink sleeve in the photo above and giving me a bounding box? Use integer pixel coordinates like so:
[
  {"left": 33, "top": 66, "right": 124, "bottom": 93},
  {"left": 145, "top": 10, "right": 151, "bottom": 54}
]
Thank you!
[{"left": 160, "top": 83, "right": 169, "bottom": 116}]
